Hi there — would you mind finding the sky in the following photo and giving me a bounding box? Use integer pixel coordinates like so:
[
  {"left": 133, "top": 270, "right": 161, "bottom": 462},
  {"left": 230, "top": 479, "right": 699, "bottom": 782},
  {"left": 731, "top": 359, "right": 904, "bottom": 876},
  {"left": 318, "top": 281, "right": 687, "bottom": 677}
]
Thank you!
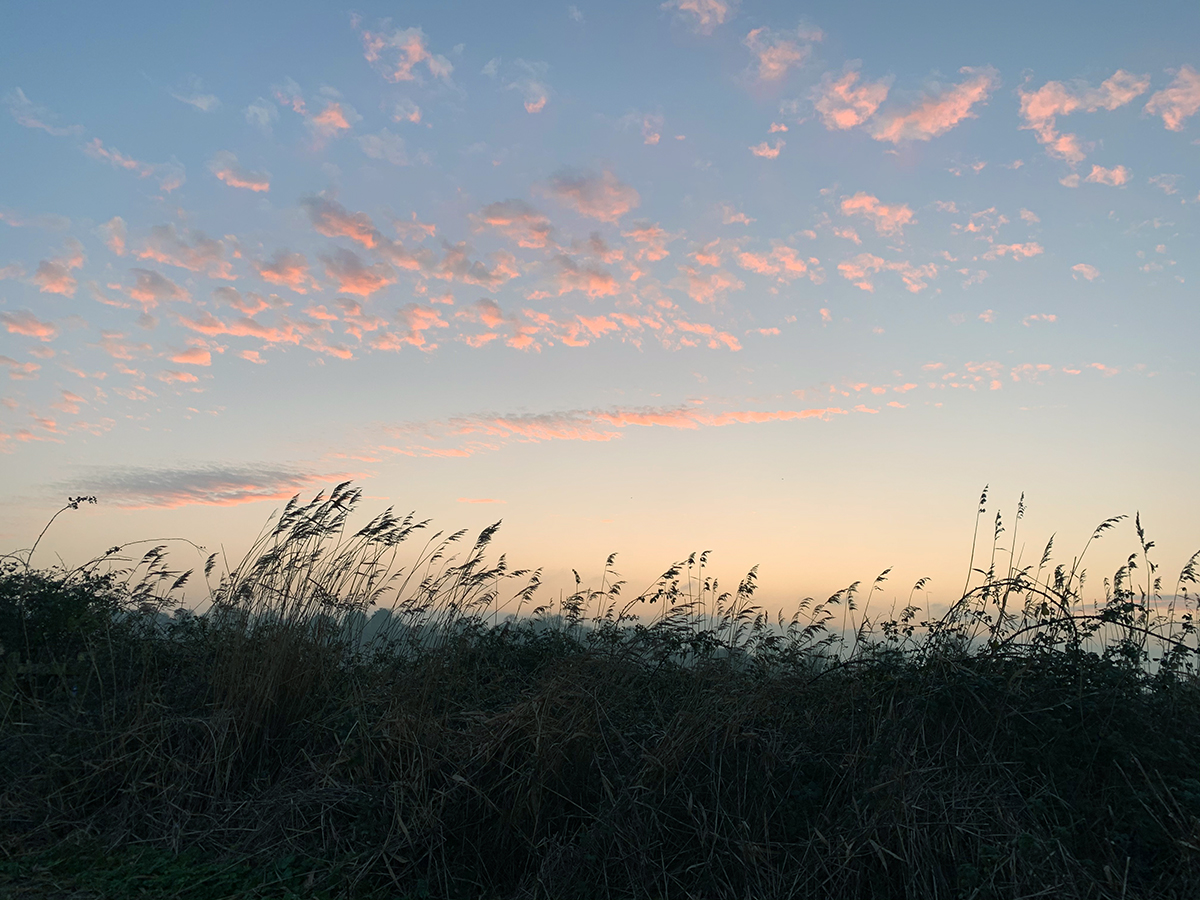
[{"left": 2, "top": 0, "right": 1199, "bottom": 610}]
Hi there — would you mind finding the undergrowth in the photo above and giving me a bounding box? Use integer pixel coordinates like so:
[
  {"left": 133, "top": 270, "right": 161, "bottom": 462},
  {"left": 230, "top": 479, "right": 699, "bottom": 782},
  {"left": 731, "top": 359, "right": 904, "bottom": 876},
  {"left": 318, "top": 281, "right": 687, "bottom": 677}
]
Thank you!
[{"left": 2, "top": 483, "right": 1199, "bottom": 899}]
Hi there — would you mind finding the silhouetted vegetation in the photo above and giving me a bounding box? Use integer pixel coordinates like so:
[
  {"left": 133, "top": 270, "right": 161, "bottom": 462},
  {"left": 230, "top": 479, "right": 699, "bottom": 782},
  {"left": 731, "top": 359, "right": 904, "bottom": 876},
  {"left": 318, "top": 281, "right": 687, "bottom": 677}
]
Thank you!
[{"left": 2, "top": 484, "right": 1199, "bottom": 899}]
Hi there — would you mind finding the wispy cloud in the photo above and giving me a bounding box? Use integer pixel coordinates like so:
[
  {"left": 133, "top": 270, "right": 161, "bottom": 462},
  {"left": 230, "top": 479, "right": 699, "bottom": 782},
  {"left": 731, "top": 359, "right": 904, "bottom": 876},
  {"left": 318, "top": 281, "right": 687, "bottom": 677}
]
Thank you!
[
  {"left": 32, "top": 239, "right": 84, "bottom": 296},
  {"left": 870, "top": 66, "right": 999, "bottom": 143},
  {"left": 4, "top": 87, "right": 82, "bottom": 135},
  {"left": 2, "top": 310, "right": 58, "bottom": 341},
  {"left": 1018, "top": 69, "right": 1149, "bottom": 163},
  {"left": 1144, "top": 65, "right": 1200, "bottom": 131},
  {"left": 254, "top": 250, "right": 318, "bottom": 293},
  {"left": 661, "top": 0, "right": 733, "bottom": 35},
  {"left": 208, "top": 151, "right": 270, "bottom": 191},
  {"left": 171, "top": 76, "right": 221, "bottom": 112},
  {"left": 61, "top": 464, "right": 349, "bottom": 509},
  {"left": 840, "top": 193, "right": 914, "bottom": 236},
  {"left": 475, "top": 200, "right": 555, "bottom": 249},
  {"left": 358, "top": 22, "right": 453, "bottom": 84},
  {"left": 543, "top": 170, "right": 640, "bottom": 223},
  {"left": 810, "top": 67, "right": 891, "bottom": 130},
  {"left": 743, "top": 24, "right": 822, "bottom": 82}
]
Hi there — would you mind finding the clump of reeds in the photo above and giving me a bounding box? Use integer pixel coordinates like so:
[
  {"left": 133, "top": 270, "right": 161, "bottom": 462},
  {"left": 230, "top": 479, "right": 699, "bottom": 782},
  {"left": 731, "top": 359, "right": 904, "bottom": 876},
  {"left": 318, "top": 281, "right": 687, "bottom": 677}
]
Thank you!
[{"left": 2, "top": 483, "right": 1199, "bottom": 900}]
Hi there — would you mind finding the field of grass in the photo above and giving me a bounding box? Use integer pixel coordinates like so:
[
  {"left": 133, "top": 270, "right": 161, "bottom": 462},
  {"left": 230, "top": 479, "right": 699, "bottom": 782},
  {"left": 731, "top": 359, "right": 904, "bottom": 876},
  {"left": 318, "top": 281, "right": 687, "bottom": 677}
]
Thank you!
[{"left": 3, "top": 483, "right": 1200, "bottom": 899}]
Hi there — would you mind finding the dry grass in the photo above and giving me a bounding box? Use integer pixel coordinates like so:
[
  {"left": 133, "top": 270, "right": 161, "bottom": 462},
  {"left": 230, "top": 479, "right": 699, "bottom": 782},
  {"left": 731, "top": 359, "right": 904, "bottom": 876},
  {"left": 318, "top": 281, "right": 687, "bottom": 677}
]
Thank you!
[{"left": 2, "top": 483, "right": 1200, "bottom": 899}]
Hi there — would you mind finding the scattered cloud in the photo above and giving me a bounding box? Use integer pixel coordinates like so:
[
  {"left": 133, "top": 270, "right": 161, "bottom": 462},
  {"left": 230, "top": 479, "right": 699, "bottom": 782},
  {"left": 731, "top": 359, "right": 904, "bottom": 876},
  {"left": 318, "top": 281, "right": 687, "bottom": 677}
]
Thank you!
[
  {"left": 1144, "top": 65, "right": 1200, "bottom": 131},
  {"left": 1084, "top": 164, "right": 1129, "bottom": 186},
  {"left": 32, "top": 239, "right": 85, "bottom": 296},
  {"left": 208, "top": 150, "right": 270, "bottom": 191},
  {"left": 869, "top": 66, "right": 999, "bottom": 143},
  {"left": 1071, "top": 263, "right": 1100, "bottom": 281},
  {"left": 61, "top": 464, "right": 345, "bottom": 509},
  {"left": 128, "top": 268, "right": 190, "bottom": 308},
  {"left": 359, "top": 23, "right": 453, "bottom": 83},
  {"left": 840, "top": 192, "right": 914, "bottom": 236},
  {"left": 98, "top": 216, "right": 127, "bottom": 256},
  {"left": 543, "top": 170, "right": 640, "bottom": 223},
  {"left": 137, "top": 224, "right": 233, "bottom": 279},
  {"left": 2, "top": 310, "right": 58, "bottom": 341},
  {"left": 743, "top": 24, "right": 822, "bottom": 82},
  {"left": 661, "top": 0, "right": 733, "bottom": 35},
  {"left": 475, "top": 200, "right": 555, "bottom": 248},
  {"left": 358, "top": 128, "right": 409, "bottom": 165},
  {"left": 255, "top": 250, "right": 318, "bottom": 293},
  {"left": 171, "top": 76, "right": 220, "bottom": 112},
  {"left": 301, "top": 195, "right": 381, "bottom": 248},
  {"left": 83, "top": 138, "right": 185, "bottom": 192},
  {"left": 811, "top": 67, "right": 891, "bottom": 130},
  {"left": 749, "top": 140, "right": 784, "bottom": 158},
  {"left": 244, "top": 98, "right": 278, "bottom": 133},
  {"left": 982, "top": 242, "right": 1044, "bottom": 260},
  {"left": 1018, "top": 69, "right": 1149, "bottom": 163},
  {"left": 320, "top": 248, "right": 396, "bottom": 297},
  {"left": 4, "top": 87, "right": 82, "bottom": 135},
  {"left": 505, "top": 59, "right": 551, "bottom": 113}
]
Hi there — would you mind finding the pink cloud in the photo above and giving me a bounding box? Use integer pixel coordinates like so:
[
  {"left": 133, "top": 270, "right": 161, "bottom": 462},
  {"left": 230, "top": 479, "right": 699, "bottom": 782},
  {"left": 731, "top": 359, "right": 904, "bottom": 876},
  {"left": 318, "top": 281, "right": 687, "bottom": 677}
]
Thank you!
[
  {"left": 320, "top": 248, "right": 396, "bottom": 297},
  {"left": 360, "top": 24, "right": 453, "bottom": 84},
  {"left": 51, "top": 390, "right": 86, "bottom": 415},
  {"left": 811, "top": 69, "right": 891, "bottom": 130},
  {"left": 503, "top": 59, "right": 551, "bottom": 114},
  {"left": 1071, "top": 263, "right": 1099, "bottom": 281},
  {"left": 743, "top": 26, "right": 821, "bottom": 82},
  {"left": 749, "top": 140, "right": 784, "bottom": 158},
  {"left": 255, "top": 250, "right": 318, "bottom": 293},
  {"left": 389, "top": 303, "right": 448, "bottom": 350},
  {"left": 869, "top": 66, "right": 999, "bottom": 143},
  {"left": 0, "top": 355, "right": 41, "bottom": 380},
  {"left": 621, "top": 222, "right": 678, "bottom": 261},
  {"left": 309, "top": 102, "right": 359, "bottom": 140},
  {"left": 170, "top": 347, "right": 212, "bottom": 366},
  {"left": 99, "top": 217, "right": 126, "bottom": 256},
  {"left": 177, "top": 311, "right": 303, "bottom": 345},
  {"left": 4, "top": 88, "right": 82, "bottom": 136},
  {"left": 1084, "top": 164, "right": 1130, "bottom": 186},
  {"left": 840, "top": 192, "right": 914, "bottom": 236},
  {"left": 641, "top": 114, "right": 663, "bottom": 144},
  {"left": 435, "top": 244, "right": 520, "bottom": 289},
  {"left": 661, "top": 0, "right": 732, "bottom": 35},
  {"left": 83, "top": 138, "right": 185, "bottom": 192},
  {"left": 137, "top": 225, "right": 233, "bottom": 279},
  {"left": 475, "top": 200, "right": 555, "bottom": 248},
  {"left": 983, "top": 242, "right": 1044, "bottom": 260},
  {"left": 543, "top": 170, "right": 640, "bottom": 223},
  {"left": 1144, "top": 65, "right": 1200, "bottom": 131},
  {"left": 551, "top": 254, "right": 620, "bottom": 298},
  {"left": 301, "top": 195, "right": 381, "bottom": 248},
  {"left": 1, "top": 310, "right": 57, "bottom": 341},
  {"left": 1018, "top": 70, "right": 1149, "bottom": 163},
  {"left": 676, "top": 266, "right": 744, "bottom": 303},
  {"left": 837, "top": 253, "right": 936, "bottom": 292},
  {"left": 720, "top": 205, "right": 754, "bottom": 225},
  {"left": 208, "top": 150, "right": 270, "bottom": 192},
  {"left": 128, "top": 268, "right": 190, "bottom": 308},
  {"left": 390, "top": 98, "right": 422, "bottom": 124},
  {"left": 32, "top": 239, "right": 84, "bottom": 296},
  {"left": 1022, "top": 314, "right": 1057, "bottom": 326}
]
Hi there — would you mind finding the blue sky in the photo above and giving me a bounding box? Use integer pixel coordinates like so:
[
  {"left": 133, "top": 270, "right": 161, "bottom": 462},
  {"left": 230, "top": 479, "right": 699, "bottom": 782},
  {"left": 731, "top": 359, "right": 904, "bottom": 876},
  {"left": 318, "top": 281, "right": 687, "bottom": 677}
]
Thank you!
[{"left": 2, "top": 0, "right": 1198, "bottom": 606}]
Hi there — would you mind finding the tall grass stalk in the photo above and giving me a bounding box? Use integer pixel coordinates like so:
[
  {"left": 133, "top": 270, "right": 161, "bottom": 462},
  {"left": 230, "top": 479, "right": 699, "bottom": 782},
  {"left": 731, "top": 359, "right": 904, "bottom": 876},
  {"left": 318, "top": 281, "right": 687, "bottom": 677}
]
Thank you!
[{"left": 2, "top": 483, "right": 1199, "bottom": 899}]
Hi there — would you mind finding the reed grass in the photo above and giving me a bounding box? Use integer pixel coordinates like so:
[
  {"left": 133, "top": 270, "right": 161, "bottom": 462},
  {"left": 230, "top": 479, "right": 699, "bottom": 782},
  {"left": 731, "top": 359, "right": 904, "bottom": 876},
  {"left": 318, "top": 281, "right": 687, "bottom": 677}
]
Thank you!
[{"left": 2, "top": 482, "right": 1199, "bottom": 899}]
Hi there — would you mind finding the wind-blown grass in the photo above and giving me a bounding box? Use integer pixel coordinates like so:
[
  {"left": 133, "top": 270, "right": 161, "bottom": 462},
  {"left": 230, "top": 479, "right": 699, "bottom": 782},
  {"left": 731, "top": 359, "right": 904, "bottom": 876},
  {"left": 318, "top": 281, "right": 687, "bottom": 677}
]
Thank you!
[{"left": 2, "top": 483, "right": 1199, "bottom": 899}]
